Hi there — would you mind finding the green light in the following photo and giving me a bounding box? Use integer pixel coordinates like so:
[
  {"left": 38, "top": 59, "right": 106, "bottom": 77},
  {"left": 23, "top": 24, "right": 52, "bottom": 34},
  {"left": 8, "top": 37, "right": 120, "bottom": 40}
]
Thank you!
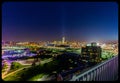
[{"left": 87, "top": 44, "right": 91, "bottom": 46}]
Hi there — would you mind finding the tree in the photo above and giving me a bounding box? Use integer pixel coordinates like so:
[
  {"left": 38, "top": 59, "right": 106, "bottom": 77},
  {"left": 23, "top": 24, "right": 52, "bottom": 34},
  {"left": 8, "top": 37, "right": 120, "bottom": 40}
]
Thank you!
[
  {"left": 32, "top": 62, "right": 36, "bottom": 66},
  {"left": 11, "top": 62, "right": 23, "bottom": 70}
]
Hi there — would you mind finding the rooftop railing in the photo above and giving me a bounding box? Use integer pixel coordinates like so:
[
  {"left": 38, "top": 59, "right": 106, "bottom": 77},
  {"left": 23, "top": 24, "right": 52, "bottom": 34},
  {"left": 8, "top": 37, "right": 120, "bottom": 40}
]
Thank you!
[{"left": 69, "top": 55, "right": 118, "bottom": 81}]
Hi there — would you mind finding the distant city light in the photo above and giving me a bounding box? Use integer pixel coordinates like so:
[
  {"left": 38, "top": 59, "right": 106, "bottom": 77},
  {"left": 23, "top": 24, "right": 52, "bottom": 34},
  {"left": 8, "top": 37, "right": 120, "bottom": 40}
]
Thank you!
[
  {"left": 97, "top": 43, "right": 100, "bottom": 46},
  {"left": 87, "top": 44, "right": 91, "bottom": 46},
  {"left": 101, "top": 43, "right": 106, "bottom": 48}
]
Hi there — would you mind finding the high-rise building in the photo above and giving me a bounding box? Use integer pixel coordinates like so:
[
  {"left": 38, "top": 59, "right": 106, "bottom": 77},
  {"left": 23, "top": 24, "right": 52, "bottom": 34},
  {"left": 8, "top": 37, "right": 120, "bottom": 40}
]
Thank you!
[
  {"left": 62, "top": 37, "right": 65, "bottom": 44},
  {"left": 81, "top": 42, "right": 102, "bottom": 63}
]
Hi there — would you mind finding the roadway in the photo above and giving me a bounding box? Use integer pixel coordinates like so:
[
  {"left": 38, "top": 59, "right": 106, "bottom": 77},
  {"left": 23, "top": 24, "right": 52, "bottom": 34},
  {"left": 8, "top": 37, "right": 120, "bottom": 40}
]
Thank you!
[
  {"left": 2, "top": 60, "right": 11, "bottom": 79},
  {"left": 2, "top": 58, "right": 53, "bottom": 80}
]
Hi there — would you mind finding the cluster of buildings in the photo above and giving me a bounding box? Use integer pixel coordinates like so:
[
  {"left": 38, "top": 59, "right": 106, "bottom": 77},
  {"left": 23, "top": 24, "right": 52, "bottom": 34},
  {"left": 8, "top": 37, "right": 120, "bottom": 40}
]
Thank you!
[
  {"left": 2, "top": 37, "right": 118, "bottom": 59},
  {"left": 2, "top": 38, "right": 118, "bottom": 81},
  {"left": 2, "top": 37, "right": 118, "bottom": 62}
]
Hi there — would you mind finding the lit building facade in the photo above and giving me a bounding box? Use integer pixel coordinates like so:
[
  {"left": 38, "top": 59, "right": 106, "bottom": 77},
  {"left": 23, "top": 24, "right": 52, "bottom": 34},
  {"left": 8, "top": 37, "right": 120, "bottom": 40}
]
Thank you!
[
  {"left": 81, "top": 42, "right": 102, "bottom": 62},
  {"left": 62, "top": 37, "right": 65, "bottom": 44}
]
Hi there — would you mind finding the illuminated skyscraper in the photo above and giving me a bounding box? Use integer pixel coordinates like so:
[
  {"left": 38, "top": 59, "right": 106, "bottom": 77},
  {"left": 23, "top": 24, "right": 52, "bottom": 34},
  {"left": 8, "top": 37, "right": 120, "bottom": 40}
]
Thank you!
[
  {"left": 62, "top": 37, "right": 65, "bottom": 44},
  {"left": 81, "top": 42, "right": 102, "bottom": 63}
]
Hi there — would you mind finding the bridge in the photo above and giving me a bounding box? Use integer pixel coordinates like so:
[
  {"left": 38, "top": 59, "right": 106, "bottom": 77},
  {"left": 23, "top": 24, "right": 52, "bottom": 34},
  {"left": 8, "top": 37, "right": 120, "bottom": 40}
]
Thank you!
[{"left": 69, "top": 55, "right": 118, "bottom": 81}]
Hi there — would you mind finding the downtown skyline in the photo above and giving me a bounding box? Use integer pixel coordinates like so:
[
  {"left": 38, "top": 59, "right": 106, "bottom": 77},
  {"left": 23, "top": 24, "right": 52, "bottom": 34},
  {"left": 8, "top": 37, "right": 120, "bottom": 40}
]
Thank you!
[{"left": 2, "top": 2, "right": 118, "bottom": 42}]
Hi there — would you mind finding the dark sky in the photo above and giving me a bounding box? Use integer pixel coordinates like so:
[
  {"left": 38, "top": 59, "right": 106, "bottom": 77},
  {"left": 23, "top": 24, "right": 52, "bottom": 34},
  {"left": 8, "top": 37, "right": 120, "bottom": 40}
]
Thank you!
[{"left": 2, "top": 2, "right": 118, "bottom": 42}]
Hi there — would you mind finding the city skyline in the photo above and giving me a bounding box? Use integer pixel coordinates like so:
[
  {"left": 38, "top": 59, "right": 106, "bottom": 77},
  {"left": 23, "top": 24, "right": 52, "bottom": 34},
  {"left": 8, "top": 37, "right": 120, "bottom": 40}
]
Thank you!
[{"left": 2, "top": 2, "right": 118, "bottom": 42}]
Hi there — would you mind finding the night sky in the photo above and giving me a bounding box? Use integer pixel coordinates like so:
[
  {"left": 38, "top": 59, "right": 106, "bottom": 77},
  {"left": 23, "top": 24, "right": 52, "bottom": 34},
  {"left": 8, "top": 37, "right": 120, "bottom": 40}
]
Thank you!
[{"left": 2, "top": 2, "right": 118, "bottom": 42}]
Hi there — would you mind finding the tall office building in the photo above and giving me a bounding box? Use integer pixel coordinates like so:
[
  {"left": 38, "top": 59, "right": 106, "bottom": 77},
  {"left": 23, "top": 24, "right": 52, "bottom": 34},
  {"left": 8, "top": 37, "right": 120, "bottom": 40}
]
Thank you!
[
  {"left": 81, "top": 42, "right": 102, "bottom": 63},
  {"left": 62, "top": 37, "right": 65, "bottom": 44}
]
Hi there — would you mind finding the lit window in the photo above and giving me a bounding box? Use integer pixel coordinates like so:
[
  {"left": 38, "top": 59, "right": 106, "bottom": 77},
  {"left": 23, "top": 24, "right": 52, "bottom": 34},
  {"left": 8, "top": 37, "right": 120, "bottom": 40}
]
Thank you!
[{"left": 84, "top": 52, "right": 86, "bottom": 54}]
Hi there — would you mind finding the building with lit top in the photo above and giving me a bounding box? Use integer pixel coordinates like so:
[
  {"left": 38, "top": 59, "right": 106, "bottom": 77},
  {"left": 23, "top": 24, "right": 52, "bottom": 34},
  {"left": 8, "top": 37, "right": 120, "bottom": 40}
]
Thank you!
[
  {"left": 62, "top": 37, "right": 65, "bottom": 44},
  {"left": 81, "top": 42, "right": 102, "bottom": 63}
]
